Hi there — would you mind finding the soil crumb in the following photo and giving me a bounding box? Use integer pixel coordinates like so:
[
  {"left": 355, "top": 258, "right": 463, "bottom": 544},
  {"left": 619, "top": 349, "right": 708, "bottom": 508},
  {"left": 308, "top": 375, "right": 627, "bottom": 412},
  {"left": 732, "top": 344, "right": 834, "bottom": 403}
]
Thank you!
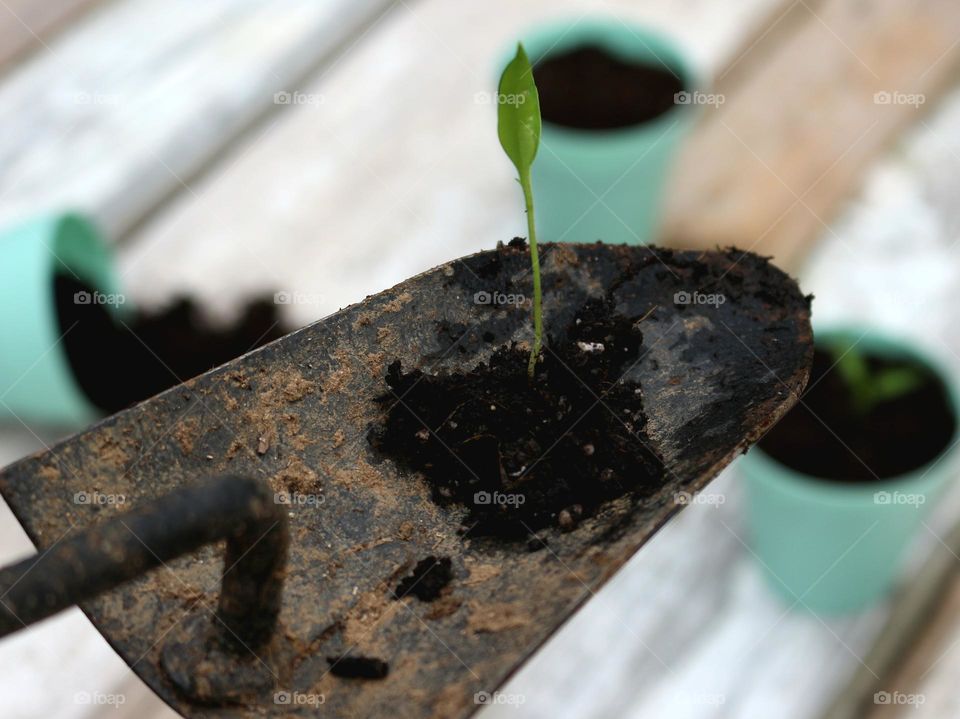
[
  {"left": 327, "top": 655, "right": 390, "bottom": 680},
  {"left": 393, "top": 556, "right": 453, "bottom": 602}
]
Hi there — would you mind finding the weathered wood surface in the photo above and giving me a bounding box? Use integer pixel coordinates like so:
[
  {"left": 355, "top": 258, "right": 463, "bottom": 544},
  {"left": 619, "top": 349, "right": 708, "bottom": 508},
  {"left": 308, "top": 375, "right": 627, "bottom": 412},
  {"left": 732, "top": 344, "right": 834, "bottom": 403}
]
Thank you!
[
  {"left": 864, "top": 578, "right": 960, "bottom": 718},
  {"left": 0, "top": 0, "right": 395, "bottom": 238},
  {"left": 663, "top": 0, "right": 960, "bottom": 271},
  {"left": 826, "top": 518, "right": 960, "bottom": 719},
  {"left": 117, "top": 0, "right": 785, "bottom": 327},
  {"left": 0, "top": 0, "right": 103, "bottom": 72}
]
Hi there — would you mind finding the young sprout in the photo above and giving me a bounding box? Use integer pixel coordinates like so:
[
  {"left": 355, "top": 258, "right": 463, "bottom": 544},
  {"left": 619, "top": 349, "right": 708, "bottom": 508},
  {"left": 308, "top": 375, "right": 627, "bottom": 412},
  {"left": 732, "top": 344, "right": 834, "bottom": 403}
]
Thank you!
[
  {"left": 497, "top": 43, "right": 543, "bottom": 379},
  {"left": 828, "top": 340, "right": 924, "bottom": 416}
]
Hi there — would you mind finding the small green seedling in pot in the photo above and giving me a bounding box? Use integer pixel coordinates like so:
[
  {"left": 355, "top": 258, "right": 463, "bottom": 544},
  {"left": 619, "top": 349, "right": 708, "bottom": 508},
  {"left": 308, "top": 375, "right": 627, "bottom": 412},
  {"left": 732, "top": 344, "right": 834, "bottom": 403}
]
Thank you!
[
  {"left": 828, "top": 340, "right": 925, "bottom": 416},
  {"left": 497, "top": 43, "right": 543, "bottom": 379}
]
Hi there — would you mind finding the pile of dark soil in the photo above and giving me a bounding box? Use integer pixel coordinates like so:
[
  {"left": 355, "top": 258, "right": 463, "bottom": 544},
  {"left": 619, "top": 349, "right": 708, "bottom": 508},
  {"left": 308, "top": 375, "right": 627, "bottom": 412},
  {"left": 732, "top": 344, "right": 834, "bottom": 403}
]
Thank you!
[
  {"left": 533, "top": 45, "right": 684, "bottom": 130},
  {"left": 759, "top": 348, "right": 956, "bottom": 481},
  {"left": 55, "top": 275, "right": 289, "bottom": 414},
  {"left": 369, "top": 298, "right": 664, "bottom": 540}
]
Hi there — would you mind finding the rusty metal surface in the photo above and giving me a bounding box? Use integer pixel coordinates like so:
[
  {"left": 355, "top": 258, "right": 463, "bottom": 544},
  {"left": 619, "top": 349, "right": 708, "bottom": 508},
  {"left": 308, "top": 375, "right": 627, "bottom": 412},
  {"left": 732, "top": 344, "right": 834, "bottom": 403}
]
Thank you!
[
  {"left": 0, "top": 243, "right": 812, "bottom": 718},
  {"left": 0, "top": 475, "right": 287, "bottom": 650}
]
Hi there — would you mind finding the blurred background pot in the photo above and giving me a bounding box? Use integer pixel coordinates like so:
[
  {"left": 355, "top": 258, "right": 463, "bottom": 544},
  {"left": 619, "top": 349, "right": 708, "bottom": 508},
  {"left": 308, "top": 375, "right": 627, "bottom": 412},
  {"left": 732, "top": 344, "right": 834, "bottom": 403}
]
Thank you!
[
  {"left": 511, "top": 17, "right": 699, "bottom": 245},
  {"left": 0, "top": 213, "right": 124, "bottom": 427},
  {"left": 740, "top": 327, "right": 960, "bottom": 613}
]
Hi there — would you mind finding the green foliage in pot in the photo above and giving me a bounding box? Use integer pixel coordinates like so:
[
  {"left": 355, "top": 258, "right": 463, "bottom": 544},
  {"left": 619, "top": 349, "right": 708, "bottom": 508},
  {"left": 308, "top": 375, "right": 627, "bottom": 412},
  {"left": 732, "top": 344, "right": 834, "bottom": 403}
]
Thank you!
[{"left": 827, "top": 338, "right": 924, "bottom": 416}]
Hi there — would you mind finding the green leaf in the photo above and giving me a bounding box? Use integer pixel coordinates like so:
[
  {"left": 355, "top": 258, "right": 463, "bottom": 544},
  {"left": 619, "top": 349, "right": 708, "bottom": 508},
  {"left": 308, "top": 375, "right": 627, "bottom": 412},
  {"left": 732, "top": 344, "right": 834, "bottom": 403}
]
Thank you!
[
  {"left": 827, "top": 340, "right": 925, "bottom": 415},
  {"left": 497, "top": 43, "right": 541, "bottom": 175},
  {"left": 872, "top": 367, "right": 924, "bottom": 403},
  {"left": 831, "top": 341, "right": 870, "bottom": 395}
]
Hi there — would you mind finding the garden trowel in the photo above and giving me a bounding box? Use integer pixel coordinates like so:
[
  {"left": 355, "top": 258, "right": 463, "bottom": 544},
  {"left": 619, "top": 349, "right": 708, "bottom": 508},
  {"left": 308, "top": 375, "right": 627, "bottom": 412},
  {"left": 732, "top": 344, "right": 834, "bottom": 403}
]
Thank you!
[{"left": 0, "top": 242, "right": 812, "bottom": 718}]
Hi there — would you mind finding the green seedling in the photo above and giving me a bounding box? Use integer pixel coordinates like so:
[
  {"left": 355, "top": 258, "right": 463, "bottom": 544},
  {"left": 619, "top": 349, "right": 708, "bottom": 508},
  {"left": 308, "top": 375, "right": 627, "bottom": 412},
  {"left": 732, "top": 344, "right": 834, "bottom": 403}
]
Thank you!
[
  {"left": 828, "top": 340, "right": 925, "bottom": 416},
  {"left": 497, "top": 43, "right": 543, "bottom": 379}
]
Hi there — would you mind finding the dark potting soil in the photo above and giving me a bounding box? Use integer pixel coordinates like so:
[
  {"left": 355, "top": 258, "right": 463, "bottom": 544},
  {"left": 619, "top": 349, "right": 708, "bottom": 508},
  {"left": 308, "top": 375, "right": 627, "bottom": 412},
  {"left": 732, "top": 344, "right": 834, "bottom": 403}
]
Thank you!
[
  {"left": 533, "top": 45, "right": 684, "bottom": 130},
  {"left": 369, "top": 297, "right": 665, "bottom": 541},
  {"left": 393, "top": 556, "right": 453, "bottom": 602},
  {"left": 758, "top": 348, "right": 956, "bottom": 482},
  {"left": 54, "top": 274, "right": 289, "bottom": 414},
  {"left": 326, "top": 655, "right": 390, "bottom": 680}
]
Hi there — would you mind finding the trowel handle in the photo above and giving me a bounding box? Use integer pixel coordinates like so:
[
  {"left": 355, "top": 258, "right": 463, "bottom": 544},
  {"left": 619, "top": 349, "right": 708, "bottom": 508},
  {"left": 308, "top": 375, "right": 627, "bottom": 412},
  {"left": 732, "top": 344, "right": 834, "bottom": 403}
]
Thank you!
[{"left": 0, "top": 474, "right": 288, "bottom": 647}]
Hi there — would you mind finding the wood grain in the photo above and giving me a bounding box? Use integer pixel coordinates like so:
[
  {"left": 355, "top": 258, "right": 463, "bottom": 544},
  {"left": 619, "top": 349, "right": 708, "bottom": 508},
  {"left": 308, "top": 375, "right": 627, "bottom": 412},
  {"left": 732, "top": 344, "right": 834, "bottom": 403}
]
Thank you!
[
  {"left": 863, "top": 578, "right": 960, "bottom": 718},
  {"left": 0, "top": 0, "right": 395, "bottom": 239},
  {"left": 662, "top": 0, "right": 960, "bottom": 272},
  {"left": 0, "top": 0, "right": 103, "bottom": 72},
  {"left": 118, "top": 0, "right": 786, "bottom": 327}
]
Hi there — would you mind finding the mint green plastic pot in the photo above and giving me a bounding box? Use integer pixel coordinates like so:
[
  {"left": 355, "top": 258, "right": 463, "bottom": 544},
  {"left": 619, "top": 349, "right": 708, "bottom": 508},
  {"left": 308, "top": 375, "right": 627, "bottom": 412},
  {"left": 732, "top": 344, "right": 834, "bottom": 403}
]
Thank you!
[
  {"left": 511, "top": 18, "right": 699, "bottom": 245},
  {"left": 0, "top": 214, "right": 122, "bottom": 426},
  {"left": 740, "top": 328, "right": 960, "bottom": 614}
]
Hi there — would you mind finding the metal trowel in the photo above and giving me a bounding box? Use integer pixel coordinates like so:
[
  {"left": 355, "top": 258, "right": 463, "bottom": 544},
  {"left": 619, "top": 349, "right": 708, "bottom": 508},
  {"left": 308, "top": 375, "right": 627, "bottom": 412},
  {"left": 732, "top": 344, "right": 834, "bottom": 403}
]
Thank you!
[{"left": 0, "top": 241, "right": 812, "bottom": 718}]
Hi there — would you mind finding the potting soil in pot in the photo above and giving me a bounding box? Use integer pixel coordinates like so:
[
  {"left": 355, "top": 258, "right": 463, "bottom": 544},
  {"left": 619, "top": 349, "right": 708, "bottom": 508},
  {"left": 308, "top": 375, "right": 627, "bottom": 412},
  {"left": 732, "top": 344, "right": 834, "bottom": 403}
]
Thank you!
[
  {"left": 55, "top": 274, "right": 290, "bottom": 413},
  {"left": 533, "top": 45, "right": 685, "bottom": 130},
  {"left": 758, "top": 348, "right": 956, "bottom": 481}
]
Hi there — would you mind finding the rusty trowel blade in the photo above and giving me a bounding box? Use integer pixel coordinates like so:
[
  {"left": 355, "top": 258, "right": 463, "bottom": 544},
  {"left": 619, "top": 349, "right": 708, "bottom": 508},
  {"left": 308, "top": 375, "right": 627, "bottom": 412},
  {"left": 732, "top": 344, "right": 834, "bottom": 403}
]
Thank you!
[{"left": 0, "top": 243, "right": 811, "bottom": 718}]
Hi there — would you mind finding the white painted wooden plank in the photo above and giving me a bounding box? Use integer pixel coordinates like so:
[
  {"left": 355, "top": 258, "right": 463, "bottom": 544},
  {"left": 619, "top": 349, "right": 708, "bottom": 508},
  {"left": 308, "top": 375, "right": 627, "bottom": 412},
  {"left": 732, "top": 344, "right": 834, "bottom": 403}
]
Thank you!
[
  {"left": 117, "top": 0, "right": 785, "bottom": 326},
  {"left": 0, "top": 0, "right": 103, "bottom": 72},
  {"left": 0, "top": 0, "right": 394, "bottom": 239},
  {"left": 864, "top": 580, "right": 960, "bottom": 718},
  {"left": 660, "top": 0, "right": 960, "bottom": 272}
]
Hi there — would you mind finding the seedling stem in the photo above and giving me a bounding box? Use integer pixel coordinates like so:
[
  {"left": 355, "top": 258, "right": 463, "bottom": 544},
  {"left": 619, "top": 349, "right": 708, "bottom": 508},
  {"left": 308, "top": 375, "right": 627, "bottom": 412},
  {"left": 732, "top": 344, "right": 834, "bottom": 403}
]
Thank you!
[{"left": 521, "top": 168, "right": 543, "bottom": 377}]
